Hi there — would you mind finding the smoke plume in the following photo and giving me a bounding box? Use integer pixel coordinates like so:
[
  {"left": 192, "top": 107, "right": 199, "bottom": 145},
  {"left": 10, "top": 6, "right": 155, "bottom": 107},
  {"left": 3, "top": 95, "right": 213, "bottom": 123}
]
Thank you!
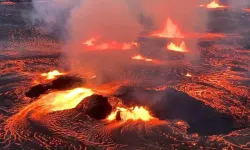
[{"left": 32, "top": 0, "right": 206, "bottom": 86}]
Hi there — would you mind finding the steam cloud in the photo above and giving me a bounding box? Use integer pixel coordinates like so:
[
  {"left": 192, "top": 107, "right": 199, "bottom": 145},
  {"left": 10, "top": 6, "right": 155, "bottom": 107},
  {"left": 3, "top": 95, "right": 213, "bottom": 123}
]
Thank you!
[{"left": 32, "top": 0, "right": 206, "bottom": 85}]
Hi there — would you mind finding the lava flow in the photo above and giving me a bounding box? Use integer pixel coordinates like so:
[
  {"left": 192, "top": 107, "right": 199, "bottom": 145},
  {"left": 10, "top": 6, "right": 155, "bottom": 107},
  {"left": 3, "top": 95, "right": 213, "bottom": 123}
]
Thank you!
[
  {"left": 12, "top": 87, "right": 93, "bottom": 115},
  {"left": 41, "top": 70, "right": 65, "bottom": 80},
  {"left": 82, "top": 37, "right": 138, "bottom": 50},
  {"left": 42, "top": 88, "right": 94, "bottom": 112},
  {"left": 167, "top": 42, "right": 188, "bottom": 52},
  {"left": 200, "top": 1, "right": 226, "bottom": 9},
  {"left": 3, "top": 87, "right": 94, "bottom": 145},
  {"left": 131, "top": 54, "right": 160, "bottom": 64},
  {"left": 152, "top": 18, "right": 184, "bottom": 38},
  {"left": 107, "top": 106, "right": 153, "bottom": 121}
]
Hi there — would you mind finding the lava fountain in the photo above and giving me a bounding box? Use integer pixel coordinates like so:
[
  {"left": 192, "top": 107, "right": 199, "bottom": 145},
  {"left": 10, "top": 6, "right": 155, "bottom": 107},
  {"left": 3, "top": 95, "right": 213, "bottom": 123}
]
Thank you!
[
  {"left": 107, "top": 106, "right": 153, "bottom": 121},
  {"left": 41, "top": 70, "right": 65, "bottom": 80},
  {"left": 167, "top": 42, "right": 188, "bottom": 52},
  {"left": 200, "top": 1, "right": 227, "bottom": 9},
  {"left": 152, "top": 18, "right": 184, "bottom": 38}
]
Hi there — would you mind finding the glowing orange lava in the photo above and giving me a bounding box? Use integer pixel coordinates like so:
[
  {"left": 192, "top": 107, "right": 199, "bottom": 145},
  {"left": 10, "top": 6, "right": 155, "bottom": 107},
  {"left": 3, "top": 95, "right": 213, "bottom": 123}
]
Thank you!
[
  {"left": 132, "top": 55, "right": 153, "bottom": 62},
  {"left": 131, "top": 54, "right": 161, "bottom": 64},
  {"left": 41, "top": 70, "right": 64, "bottom": 80},
  {"left": 185, "top": 73, "right": 192, "bottom": 77},
  {"left": 200, "top": 1, "right": 226, "bottom": 9},
  {"left": 152, "top": 18, "right": 184, "bottom": 38},
  {"left": 107, "top": 106, "right": 153, "bottom": 121},
  {"left": 42, "top": 88, "right": 94, "bottom": 112},
  {"left": 82, "top": 37, "right": 138, "bottom": 50},
  {"left": 190, "top": 33, "right": 226, "bottom": 39},
  {"left": 3, "top": 87, "right": 94, "bottom": 143},
  {"left": 83, "top": 37, "right": 97, "bottom": 46},
  {"left": 167, "top": 42, "right": 188, "bottom": 52}
]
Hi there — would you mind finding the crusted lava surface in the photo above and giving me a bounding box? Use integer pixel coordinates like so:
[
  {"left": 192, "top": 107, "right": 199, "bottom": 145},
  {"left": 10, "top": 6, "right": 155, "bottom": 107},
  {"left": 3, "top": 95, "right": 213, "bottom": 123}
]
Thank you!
[{"left": 0, "top": 2, "right": 250, "bottom": 150}]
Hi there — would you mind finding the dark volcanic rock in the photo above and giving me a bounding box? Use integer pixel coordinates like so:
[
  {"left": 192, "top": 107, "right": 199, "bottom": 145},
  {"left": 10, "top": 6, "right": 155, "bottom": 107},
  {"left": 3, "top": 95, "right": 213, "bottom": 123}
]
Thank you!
[
  {"left": 9, "top": 0, "right": 32, "bottom": 2},
  {"left": 116, "top": 86, "right": 241, "bottom": 136},
  {"left": 230, "top": 66, "right": 247, "bottom": 72},
  {"left": 153, "top": 88, "right": 238, "bottom": 136},
  {"left": 51, "top": 75, "right": 85, "bottom": 90},
  {"left": 115, "top": 111, "right": 122, "bottom": 121},
  {"left": 77, "top": 95, "right": 112, "bottom": 120},
  {"left": 25, "top": 84, "right": 48, "bottom": 98}
]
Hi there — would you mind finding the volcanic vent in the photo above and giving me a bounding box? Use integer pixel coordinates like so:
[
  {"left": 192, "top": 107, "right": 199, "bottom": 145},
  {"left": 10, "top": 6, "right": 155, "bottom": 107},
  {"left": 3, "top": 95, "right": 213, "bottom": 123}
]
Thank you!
[{"left": 0, "top": 0, "right": 250, "bottom": 149}]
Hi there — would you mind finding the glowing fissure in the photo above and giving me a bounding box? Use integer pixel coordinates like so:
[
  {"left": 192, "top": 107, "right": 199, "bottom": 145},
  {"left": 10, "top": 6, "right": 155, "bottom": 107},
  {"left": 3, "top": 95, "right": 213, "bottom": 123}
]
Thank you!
[
  {"left": 82, "top": 37, "right": 138, "bottom": 50},
  {"left": 132, "top": 54, "right": 157, "bottom": 63}
]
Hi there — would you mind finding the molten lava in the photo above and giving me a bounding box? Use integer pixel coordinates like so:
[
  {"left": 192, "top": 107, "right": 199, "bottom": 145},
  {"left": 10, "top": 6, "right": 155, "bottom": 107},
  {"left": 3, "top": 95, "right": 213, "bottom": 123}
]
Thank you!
[
  {"left": 200, "top": 1, "right": 226, "bottom": 9},
  {"left": 82, "top": 37, "right": 138, "bottom": 50},
  {"left": 132, "top": 55, "right": 153, "bottom": 62},
  {"left": 185, "top": 73, "right": 192, "bottom": 77},
  {"left": 108, "top": 106, "right": 153, "bottom": 121},
  {"left": 152, "top": 18, "right": 184, "bottom": 38},
  {"left": 41, "top": 70, "right": 64, "bottom": 80},
  {"left": 131, "top": 54, "right": 161, "bottom": 64},
  {"left": 41, "top": 87, "right": 94, "bottom": 112},
  {"left": 83, "top": 37, "right": 97, "bottom": 46},
  {"left": 167, "top": 42, "right": 188, "bottom": 52}
]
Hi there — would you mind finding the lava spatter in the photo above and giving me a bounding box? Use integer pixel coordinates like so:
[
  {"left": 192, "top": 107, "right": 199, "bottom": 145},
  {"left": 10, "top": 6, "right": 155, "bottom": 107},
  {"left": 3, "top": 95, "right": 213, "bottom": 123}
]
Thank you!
[
  {"left": 41, "top": 70, "right": 65, "bottom": 80},
  {"left": 152, "top": 18, "right": 184, "bottom": 38},
  {"left": 107, "top": 106, "right": 153, "bottom": 121}
]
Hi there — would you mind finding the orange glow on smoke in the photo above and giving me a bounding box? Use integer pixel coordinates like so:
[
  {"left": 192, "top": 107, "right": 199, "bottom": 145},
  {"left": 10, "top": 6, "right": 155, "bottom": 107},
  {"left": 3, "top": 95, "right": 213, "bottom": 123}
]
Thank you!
[
  {"left": 200, "top": 1, "right": 226, "bottom": 9},
  {"left": 107, "top": 106, "right": 153, "bottom": 121},
  {"left": 41, "top": 88, "right": 94, "bottom": 112},
  {"left": 0, "top": 2, "right": 15, "bottom": 5},
  {"left": 167, "top": 42, "right": 188, "bottom": 52},
  {"left": 242, "top": 8, "right": 250, "bottom": 12},
  {"left": 41, "top": 70, "right": 64, "bottom": 80},
  {"left": 93, "top": 81, "right": 128, "bottom": 96},
  {"left": 152, "top": 18, "right": 184, "bottom": 38},
  {"left": 82, "top": 37, "right": 138, "bottom": 50}
]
